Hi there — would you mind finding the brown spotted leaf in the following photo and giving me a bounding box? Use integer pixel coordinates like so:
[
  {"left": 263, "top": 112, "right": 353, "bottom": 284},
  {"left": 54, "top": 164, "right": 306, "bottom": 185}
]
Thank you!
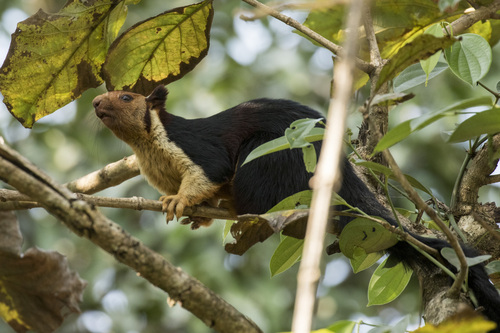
[
  {"left": 225, "top": 210, "right": 309, "bottom": 255},
  {"left": 0, "top": 0, "right": 127, "bottom": 128},
  {"left": 0, "top": 211, "right": 87, "bottom": 333},
  {"left": 102, "top": 0, "right": 214, "bottom": 94}
]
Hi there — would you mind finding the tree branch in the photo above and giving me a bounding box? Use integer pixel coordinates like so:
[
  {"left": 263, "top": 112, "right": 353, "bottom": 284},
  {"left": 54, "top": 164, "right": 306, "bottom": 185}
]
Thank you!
[
  {"left": 0, "top": 140, "right": 261, "bottom": 333},
  {"left": 66, "top": 154, "right": 140, "bottom": 194},
  {"left": 362, "top": 2, "right": 382, "bottom": 67},
  {"left": 455, "top": 134, "right": 500, "bottom": 215},
  {"left": 0, "top": 189, "right": 237, "bottom": 220},
  {"left": 448, "top": 0, "right": 500, "bottom": 36}
]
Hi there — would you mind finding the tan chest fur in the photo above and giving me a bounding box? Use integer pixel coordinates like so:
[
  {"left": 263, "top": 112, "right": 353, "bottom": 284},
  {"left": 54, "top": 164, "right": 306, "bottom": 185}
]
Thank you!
[{"left": 131, "top": 111, "right": 202, "bottom": 196}]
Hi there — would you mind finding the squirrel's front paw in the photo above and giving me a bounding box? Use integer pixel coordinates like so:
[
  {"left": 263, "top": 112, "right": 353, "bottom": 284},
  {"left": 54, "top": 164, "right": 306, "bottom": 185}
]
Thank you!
[
  {"left": 180, "top": 216, "right": 213, "bottom": 230},
  {"left": 159, "top": 195, "right": 187, "bottom": 222}
]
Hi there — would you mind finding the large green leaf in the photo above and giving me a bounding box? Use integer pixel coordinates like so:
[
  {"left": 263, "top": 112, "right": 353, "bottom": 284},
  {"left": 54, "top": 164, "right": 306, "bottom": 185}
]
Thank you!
[
  {"left": 349, "top": 251, "right": 383, "bottom": 274},
  {"left": 103, "top": 0, "right": 214, "bottom": 94},
  {"left": 266, "top": 190, "right": 313, "bottom": 213},
  {"left": 448, "top": 108, "right": 500, "bottom": 142},
  {"left": 270, "top": 236, "right": 303, "bottom": 277},
  {"left": 393, "top": 62, "right": 448, "bottom": 92},
  {"left": 444, "top": 33, "right": 492, "bottom": 86},
  {"left": 374, "top": 96, "right": 493, "bottom": 151},
  {"left": 441, "top": 247, "right": 491, "bottom": 270},
  {"left": 367, "top": 255, "right": 412, "bottom": 306},
  {"left": 339, "top": 217, "right": 398, "bottom": 259},
  {"left": 0, "top": 0, "right": 127, "bottom": 128},
  {"left": 326, "top": 320, "right": 357, "bottom": 333}
]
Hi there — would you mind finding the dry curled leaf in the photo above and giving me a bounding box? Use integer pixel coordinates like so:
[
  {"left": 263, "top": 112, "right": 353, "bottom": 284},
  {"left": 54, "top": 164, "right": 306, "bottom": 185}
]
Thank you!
[
  {"left": 225, "top": 210, "right": 309, "bottom": 255},
  {"left": 0, "top": 211, "right": 87, "bottom": 333}
]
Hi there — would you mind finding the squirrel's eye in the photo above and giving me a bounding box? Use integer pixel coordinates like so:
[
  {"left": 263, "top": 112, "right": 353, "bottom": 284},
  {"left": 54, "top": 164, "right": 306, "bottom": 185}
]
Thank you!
[{"left": 120, "top": 94, "right": 133, "bottom": 102}]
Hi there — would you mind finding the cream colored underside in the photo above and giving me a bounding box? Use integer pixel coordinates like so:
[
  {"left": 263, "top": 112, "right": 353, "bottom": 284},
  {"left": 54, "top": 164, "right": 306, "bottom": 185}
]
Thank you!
[{"left": 131, "top": 110, "right": 218, "bottom": 204}]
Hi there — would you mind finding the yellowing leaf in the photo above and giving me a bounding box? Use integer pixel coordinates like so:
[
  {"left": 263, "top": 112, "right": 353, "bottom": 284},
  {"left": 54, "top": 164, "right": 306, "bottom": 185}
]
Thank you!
[
  {"left": 224, "top": 209, "right": 309, "bottom": 255},
  {"left": 103, "top": 0, "right": 214, "bottom": 94},
  {"left": 420, "top": 23, "right": 444, "bottom": 85},
  {"left": 0, "top": 0, "right": 127, "bottom": 128},
  {"left": 377, "top": 34, "right": 455, "bottom": 91},
  {"left": 350, "top": 251, "right": 383, "bottom": 273},
  {"left": 412, "top": 314, "right": 496, "bottom": 333}
]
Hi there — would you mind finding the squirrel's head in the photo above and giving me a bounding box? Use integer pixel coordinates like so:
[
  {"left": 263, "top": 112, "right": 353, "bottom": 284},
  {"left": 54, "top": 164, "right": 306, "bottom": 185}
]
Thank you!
[{"left": 93, "top": 85, "right": 168, "bottom": 143}]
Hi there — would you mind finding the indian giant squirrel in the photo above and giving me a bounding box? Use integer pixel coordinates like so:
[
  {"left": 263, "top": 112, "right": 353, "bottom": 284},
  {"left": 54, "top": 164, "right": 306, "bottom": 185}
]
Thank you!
[{"left": 93, "top": 85, "right": 500, "bottom": 330}]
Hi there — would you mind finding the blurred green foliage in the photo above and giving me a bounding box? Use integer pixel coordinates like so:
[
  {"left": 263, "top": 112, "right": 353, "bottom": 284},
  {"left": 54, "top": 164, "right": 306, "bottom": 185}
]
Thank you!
[{"left": 1, "top": 0, "right": 499, "bottom": 332}]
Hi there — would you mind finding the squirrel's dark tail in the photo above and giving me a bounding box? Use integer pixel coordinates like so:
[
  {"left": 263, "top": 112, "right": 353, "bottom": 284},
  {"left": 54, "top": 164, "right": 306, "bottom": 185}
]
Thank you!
[
  {"left": 337, "top": 159, "right": 500, "bottom": 331},
  {"left": 410, "top": 233, "right": 500, "bottom": 331}
]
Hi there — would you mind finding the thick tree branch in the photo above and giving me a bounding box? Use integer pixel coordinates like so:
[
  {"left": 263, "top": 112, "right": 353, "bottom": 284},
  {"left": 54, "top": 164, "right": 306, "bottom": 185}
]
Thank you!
[
  {"left": 448, "top": 0, "right": 500, "bottom": 36},
  {"left": 66, "top": 154, "right": 139, "bottom": 194},
  {"left": 453, "top": 135, "right": 500, "bottom": 258},
  {"left": 455, "top": 134, "right": 500, "bottom": 215},
  {"left": 362, "top": 2, "right": 382, "bottom": 67},
  {"left": 0, "top": 140, "right": 261, "bottom": 333}
]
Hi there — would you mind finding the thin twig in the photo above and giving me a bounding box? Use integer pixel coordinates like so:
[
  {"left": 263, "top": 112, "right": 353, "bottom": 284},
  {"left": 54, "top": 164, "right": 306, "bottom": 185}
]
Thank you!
[
  {"left": 362, "top": 3, "right": 382, "bottom": 67},
  {"left": 380, "top": 149, "right": 468, "bottom": 298},
  {"left": 0, "top": 189, "right": 237, "bottom": 220},
  {"left": 487, "top": 174, "right": 500, "bottom": 184},
  {"left": 477, "top": 81, "right": 500, "bottom": 104},
  {"left": 239, "top": 0, "right": 375, "bottom": 74},
  {"left": 291, "top": 0, "right": 365, "bottom": 332}
]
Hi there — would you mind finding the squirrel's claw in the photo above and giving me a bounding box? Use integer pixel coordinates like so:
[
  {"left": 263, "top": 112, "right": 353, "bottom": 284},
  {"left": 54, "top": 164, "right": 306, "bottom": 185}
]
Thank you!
[{"left": 159, "top": 195, "right": 187, "bottom": 222}]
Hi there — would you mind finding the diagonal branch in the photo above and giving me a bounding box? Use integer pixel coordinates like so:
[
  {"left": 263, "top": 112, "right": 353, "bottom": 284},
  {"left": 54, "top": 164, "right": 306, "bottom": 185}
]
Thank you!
[
  {"left": 448, "top": 0, "right": 500, "bottom": 35},
  {"left": 0, "top": 139, "right": 261, "bottom": 333},
  {"left": 66, "top": 154, "right": 139, "bottom": 194},
  {"left": 380, "top": 149, "right": 468, "bottom": 299},
  {"left": 239, "top": 0, "right": 375, "bottom": 74}
]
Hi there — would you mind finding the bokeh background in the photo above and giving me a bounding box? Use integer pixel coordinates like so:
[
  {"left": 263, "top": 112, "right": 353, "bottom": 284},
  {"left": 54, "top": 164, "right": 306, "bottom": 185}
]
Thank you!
[{"left": 0, "top": 0, "right": 499, "bottom": 332}]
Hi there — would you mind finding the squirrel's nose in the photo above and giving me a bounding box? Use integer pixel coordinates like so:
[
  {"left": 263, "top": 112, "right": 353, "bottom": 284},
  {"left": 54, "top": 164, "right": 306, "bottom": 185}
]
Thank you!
[{"left": 92, "top": 96, "right": 102, "bottom": 108}]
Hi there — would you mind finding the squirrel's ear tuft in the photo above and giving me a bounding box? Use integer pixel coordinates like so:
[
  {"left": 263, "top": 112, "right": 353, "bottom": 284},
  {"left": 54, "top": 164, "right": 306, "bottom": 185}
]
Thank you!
[{"left": 146, "top": 85, "right": 168, "bottom": 109}]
